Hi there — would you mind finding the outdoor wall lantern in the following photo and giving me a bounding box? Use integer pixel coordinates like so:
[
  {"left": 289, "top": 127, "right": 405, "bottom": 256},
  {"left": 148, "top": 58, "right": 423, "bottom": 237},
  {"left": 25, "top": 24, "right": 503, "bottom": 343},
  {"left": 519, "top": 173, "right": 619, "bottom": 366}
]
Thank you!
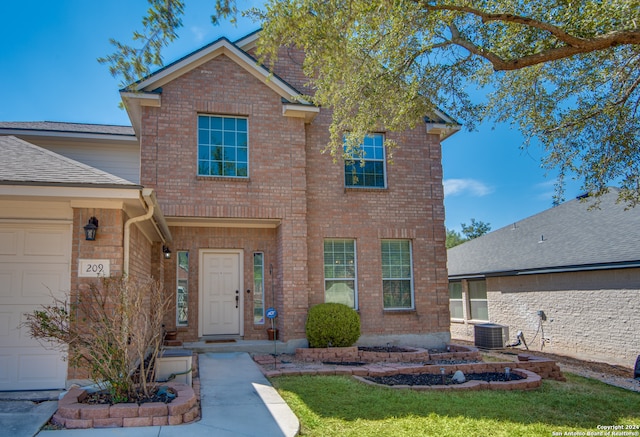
[
  {"left": 83, "top": 217, "right": 99, "bottom": 241},
  {"left": 163, "top": 245, "right": 172, "bottom": 259}
]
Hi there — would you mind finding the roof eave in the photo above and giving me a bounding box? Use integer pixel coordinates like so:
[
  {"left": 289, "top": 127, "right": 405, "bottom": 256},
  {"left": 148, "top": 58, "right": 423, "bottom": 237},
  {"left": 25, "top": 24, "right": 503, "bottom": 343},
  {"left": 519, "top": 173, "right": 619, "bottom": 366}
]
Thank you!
[{"left": 448, "top": 260, "right": 640, "bottom": 279}]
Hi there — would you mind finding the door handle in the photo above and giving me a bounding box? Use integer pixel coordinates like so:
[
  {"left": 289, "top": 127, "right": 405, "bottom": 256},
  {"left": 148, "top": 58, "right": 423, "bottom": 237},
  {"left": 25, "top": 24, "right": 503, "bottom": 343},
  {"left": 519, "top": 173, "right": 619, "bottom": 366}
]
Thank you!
[{"left": 235, "top": 295, "right": 239, "bottom": 308}]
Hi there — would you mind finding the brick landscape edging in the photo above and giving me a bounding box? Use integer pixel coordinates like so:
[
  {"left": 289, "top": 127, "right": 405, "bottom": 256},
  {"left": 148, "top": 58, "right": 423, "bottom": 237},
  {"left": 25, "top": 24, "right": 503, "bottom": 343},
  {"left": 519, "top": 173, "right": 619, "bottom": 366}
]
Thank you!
[
  {"left": 295, "top": 344, "right": 482, "bottom": 364},
  {"left": 354, "top": 368, "right": 542, "bottom": 391},
  {"left": 53, "top": 354, "right": 201, "bottom": 429}
]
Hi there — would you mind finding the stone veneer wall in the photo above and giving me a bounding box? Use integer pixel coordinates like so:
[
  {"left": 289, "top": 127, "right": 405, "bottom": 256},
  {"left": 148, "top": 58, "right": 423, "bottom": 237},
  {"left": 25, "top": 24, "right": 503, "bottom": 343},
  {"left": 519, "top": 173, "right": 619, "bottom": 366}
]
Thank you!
[{"left": 451, "top": 269, "right": 640, "bottom": 369}]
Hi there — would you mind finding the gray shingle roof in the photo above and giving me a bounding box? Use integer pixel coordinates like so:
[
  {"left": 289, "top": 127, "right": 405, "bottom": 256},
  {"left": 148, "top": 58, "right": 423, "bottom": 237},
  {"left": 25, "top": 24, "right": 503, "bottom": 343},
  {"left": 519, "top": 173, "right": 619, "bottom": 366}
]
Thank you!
[
  {"left": 447, "top": 188, "right": 640, "bottom": 277},
  {"left": 0, "top": 121, "right": 134, "bottom": 136},
  {"left": 0, "top": 136, "right": 139, "bottom": 188}
]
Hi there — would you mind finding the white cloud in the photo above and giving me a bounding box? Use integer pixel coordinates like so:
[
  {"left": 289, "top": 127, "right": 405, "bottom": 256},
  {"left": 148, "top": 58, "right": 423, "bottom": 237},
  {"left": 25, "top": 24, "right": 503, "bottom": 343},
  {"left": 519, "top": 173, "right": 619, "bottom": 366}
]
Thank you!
[
  {"left": 443, "top": 179, "right": 493, "bottom": 197},
  {"left": 190, "top": 26, "right": 207, "bottom": 43}
]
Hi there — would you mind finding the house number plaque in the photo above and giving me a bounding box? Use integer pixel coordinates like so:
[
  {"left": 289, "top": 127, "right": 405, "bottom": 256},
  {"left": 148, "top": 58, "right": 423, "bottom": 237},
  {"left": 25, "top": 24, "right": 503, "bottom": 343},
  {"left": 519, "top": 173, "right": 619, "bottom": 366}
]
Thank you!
[{"left": 78, "top": 259, "right": 111, "bottom": 277}]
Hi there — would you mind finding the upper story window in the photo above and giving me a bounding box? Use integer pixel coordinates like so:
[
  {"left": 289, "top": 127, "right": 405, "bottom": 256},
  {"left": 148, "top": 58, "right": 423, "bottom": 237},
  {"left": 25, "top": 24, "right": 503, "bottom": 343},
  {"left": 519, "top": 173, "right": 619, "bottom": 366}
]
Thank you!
[
  {"left": 198, "top": 115, "right": 248, "bottom": 178},
  {"left": 344, "top": 133, "right": 386, "bottom": 188}
]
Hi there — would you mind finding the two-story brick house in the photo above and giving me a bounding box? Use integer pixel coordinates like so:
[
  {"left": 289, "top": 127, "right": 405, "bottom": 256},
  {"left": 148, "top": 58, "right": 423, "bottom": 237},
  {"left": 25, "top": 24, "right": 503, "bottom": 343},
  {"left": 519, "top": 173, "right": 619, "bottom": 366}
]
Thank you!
[
  {"left": 124, "top": 31, "right": 459, "bottom": 346},
  {"left": 0, "top": 31, "right": 459, "bottom": 389}
]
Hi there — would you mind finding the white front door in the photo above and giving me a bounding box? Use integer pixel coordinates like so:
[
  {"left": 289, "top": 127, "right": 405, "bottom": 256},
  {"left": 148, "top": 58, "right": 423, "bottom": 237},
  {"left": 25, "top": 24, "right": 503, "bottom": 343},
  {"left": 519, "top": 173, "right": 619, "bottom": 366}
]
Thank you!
[
  {"left": 199, "top": 250, "right": 242, "bottom": 336},
  {"left": 0, "top": 222, "right": 70, "bottom": 390}
]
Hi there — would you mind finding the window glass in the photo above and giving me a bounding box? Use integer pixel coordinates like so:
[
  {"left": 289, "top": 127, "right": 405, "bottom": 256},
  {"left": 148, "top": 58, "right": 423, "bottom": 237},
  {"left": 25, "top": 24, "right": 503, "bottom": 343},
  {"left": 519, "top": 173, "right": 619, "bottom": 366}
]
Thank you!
[
  {"left": 449, "top": 281, "right": 463, "bottom": 319},
  {"left": 468, "top": 280, "right": 488, "bottom": 320},
  {"left": 324, "top": 239, "right": 357, "bottom": 309},
  {"left": 253, "top": 253, "right": 265, "bottom": 324},
  {"left": 381, "top": 240, "right": 413, "bottom": 309},
  {"left": 345, "top": 134, "right": 386, "bottom": 188},
  {"left": 198, "top": 115, "right": 248, "bottom": 177},
  {"left": 176, "top": 251, "right": 189, "bottom": 326}
]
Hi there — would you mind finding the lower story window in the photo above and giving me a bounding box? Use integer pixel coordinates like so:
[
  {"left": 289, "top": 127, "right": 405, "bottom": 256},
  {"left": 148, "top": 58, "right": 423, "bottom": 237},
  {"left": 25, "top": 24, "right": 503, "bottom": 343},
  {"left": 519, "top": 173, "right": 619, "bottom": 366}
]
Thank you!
[
  {"left": 449, "top": 281, "right": 463, "bottom": 319},
  {"left": 176, "top": 251, "right": 189, "bottom": 327},
  {"left": 469, "top": 279, "right": 488, "bottom": 321},
  {"left": 324, "top": 239, "right": 357, "bottom": 309},
  {"left": 253, "top": 253, "right": 265, "bottom": 324},
  {"left": 381, "top": 239, "right": 414, "bottom": 309}
]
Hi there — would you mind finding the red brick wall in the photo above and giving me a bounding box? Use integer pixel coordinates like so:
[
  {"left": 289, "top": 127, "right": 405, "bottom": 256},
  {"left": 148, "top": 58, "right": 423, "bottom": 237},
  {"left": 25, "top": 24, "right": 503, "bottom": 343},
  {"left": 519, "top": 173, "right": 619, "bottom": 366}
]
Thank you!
[
  {"left": 164, "top": 226, "right": 279, "bottom": 341},
  {"left": 140, "top": 48, "right": 448, "bottom": 343},
  {"left": 69, "top": 208, "right": 161, "bottom": 381},
  {"left": 304, "top": 109, "right": 450, "bottom": 336}
]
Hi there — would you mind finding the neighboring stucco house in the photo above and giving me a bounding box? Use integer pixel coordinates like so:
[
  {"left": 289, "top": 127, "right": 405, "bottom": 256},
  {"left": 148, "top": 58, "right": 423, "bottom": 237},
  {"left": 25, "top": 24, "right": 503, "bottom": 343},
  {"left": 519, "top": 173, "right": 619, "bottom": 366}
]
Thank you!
[
  {"left": 0, "top": 31, "right": 459, "bottom": 390},
  {"left": 447, "top": 189, "right": 640, "bottom": 368}
]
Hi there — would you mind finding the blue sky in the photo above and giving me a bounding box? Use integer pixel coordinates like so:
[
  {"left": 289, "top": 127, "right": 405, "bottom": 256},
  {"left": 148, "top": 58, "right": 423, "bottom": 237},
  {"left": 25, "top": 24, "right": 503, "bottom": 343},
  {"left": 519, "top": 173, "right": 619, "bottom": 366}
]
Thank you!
[{"left": 0, "top": 1, "right": 582, "bottom": 233}]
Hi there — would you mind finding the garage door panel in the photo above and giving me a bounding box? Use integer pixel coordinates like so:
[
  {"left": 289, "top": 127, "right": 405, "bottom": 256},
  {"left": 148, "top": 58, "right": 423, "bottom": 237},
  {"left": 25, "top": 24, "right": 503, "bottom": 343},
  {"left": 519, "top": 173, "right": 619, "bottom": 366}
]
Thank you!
[
  {"left": 0, "top": 348, "right": 66, "bottom": 391},
  {"left": 0, "top": 230, "right": 18, "bottom": 255},
  {"left": 24, "top": 230, "right": 68, "bottom": 257},
  {"left": 0, "top": 264, "right": 67, "bottom": 303},
  {"left": 0, "top": 270, "right": 16, "bottom": 298},
  {"left": 0, "top": 306, "right": 49, "bottom": 347},
  {"left": 22, "top": 267, "right": 68, "bottom": 299}
]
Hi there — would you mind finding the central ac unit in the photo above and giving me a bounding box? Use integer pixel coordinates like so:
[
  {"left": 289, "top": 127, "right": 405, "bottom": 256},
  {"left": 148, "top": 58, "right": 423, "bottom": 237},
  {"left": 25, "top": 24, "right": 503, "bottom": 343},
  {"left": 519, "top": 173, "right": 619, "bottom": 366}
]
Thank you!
[{"left": 474, "top": 323, "right": 509, "bottom": 349}]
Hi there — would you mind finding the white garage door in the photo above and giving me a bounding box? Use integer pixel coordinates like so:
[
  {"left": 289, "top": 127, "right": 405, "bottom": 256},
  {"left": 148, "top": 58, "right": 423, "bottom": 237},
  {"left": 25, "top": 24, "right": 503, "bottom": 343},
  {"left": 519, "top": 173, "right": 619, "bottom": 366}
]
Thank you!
[{"left": 0, "top": 222, "right": 70, "bottom": 390}]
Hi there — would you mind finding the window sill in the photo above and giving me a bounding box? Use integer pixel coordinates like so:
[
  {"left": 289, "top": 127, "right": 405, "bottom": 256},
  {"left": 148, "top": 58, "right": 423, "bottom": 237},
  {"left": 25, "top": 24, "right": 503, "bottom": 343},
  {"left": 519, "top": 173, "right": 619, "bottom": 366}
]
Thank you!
[
  {"left": 344, "top": 186, "right": 388, "bottom": 193},
  {"left": 383, "top": 308, "right": 416, "bottom": 314},
  {"left": 197, "top": 176, "right": 250, "bottom": 183},
  {"left": 450, "top": 318, "right": 490, "bottom": 324}
]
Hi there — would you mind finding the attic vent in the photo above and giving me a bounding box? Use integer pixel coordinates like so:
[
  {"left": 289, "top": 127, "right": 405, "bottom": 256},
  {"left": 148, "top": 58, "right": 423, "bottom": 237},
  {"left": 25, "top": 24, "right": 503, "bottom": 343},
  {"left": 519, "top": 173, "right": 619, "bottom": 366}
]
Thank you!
[{"left": 474, "top": 323, "right": 509, "bottom": 349}]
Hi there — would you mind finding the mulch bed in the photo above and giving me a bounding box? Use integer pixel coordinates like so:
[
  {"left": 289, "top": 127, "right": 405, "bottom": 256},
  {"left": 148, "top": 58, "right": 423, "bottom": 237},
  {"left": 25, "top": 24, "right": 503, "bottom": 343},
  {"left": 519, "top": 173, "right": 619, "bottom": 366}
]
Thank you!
[
  {"left": 358, "top": 346, "right": 415, "bottom": 353},
  {"left": 366, "top": 372, "right": 524, "bottom": 386},
  {"left": 81, "top": 386, "right": 177, "bottom": 405}
]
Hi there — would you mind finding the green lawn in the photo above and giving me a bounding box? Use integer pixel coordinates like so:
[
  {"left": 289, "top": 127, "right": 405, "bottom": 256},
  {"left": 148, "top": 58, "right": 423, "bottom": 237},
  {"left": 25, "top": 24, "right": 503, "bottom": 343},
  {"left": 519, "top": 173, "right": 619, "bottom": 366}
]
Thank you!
[{"left": 271, "top": 373, "right": 640, "bottom": 437}]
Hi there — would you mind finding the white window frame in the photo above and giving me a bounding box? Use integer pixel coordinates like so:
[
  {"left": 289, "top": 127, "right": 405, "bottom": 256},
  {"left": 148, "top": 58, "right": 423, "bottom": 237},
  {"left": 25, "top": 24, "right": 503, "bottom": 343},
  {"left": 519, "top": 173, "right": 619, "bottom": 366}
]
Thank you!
[
  {"left": 323, "top": 239, "right": 358, "bottom": 309},
  {"left": 176, "top": 250, "right": 189, "bottom": 327},
  {"left": 253, "top": 252, "right": 265, "bottom": 325},
  {"left": 381, "top": 239, "right": 414, "bottom": 310},
  {"left": 197, "top": 114, "right": 249, "bottom": 178},
  {"left": 468, "top": 279, "right": 489, "bottom": 321},
  {"left": 448, "top": 281, "right": 464, "bottom": 320},
  {"left": 344, "top": 133, "right": 387, "bottom": 188}
]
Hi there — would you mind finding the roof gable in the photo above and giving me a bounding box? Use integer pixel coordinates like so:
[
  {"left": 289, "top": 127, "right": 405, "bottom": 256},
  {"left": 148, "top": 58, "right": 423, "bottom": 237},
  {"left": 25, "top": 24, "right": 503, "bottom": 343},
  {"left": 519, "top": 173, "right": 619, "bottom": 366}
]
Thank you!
[
  {"left": 121, "top": 37, "right": 318, "bottom": 134},
  {"left": 447, "top": 189, "right": 640, "bottom": 277}
]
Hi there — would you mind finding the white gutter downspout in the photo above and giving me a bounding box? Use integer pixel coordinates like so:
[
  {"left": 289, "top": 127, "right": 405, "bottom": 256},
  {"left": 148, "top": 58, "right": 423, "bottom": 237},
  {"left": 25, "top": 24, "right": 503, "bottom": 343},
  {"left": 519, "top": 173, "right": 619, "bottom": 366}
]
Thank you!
[{"left": 123, "top": 188, "right": 155, "bottom": 276}]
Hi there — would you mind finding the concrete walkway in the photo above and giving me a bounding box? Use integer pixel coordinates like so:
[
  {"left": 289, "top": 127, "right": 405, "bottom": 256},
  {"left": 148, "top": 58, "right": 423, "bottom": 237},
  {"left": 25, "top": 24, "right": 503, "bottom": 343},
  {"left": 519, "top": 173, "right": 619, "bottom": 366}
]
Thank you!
[{"left": 27, "top": 352, "right": 299, "bottom": 437}]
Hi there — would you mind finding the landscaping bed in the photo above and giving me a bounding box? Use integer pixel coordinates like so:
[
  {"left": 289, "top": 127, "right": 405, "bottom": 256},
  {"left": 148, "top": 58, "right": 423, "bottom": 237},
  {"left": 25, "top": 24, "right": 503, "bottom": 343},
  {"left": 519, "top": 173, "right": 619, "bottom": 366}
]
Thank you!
[{"left": 51, "top": 353, "right": 201, "bottom": 430}]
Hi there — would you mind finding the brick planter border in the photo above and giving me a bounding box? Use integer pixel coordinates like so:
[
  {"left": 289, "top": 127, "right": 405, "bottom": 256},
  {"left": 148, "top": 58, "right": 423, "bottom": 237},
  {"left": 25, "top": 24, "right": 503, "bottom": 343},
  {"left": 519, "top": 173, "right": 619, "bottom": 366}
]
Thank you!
[
  {"left": 295, "top": 343, "right": 482, "bottom": 364},
  {"left": 353, "top": 368, "right": 542, "bottom": 391},
  {"left": 52, "top": 354, "right": 201, "bottom": 429}
]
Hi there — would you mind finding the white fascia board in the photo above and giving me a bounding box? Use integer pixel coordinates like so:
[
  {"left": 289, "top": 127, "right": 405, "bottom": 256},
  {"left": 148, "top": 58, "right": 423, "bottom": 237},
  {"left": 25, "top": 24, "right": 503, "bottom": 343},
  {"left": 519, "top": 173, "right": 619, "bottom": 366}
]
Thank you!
[
  {"left": 426, "top": 122, "right": 462, "bottom": 140},
  {"left": 133, "top": 39, "right": 311, "bottom": 105},
  {"left": 0, "top": 185, "right": 142, "bottom": 200},
  {"left": 282, "top": 104, "right": 320, "bottom": 123},
  {"left": 120, "top": 92, "right": 161, "bottom": 137},
  {"left": 235, "top": 31, "right": 260, "bottom": 51},
  {"left": 432, "top": 108, "right": 458, "bottom": 125}
]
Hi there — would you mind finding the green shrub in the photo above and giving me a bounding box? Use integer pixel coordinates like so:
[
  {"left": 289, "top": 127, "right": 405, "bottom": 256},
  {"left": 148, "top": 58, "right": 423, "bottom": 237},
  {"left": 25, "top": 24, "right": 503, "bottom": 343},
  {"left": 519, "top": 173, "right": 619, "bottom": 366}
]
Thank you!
[{"left": 305, "top": 303, "right": 360, "bottom": 348}]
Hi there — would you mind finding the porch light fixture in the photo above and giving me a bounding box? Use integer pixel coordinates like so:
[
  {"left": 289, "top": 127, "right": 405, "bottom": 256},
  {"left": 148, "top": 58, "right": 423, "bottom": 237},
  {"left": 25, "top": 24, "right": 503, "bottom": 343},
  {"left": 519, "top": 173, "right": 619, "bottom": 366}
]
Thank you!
[
  {"left": 163, "top": 245, "right": 172, "bottom": 259},
  {"left": 83, "top": 217, "right": 99, "bottom": 241}
]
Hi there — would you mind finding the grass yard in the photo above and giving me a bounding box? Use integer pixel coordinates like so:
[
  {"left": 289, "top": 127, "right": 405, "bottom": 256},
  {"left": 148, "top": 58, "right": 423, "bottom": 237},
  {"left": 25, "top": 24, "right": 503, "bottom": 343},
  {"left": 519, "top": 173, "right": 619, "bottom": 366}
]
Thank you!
[{"left": 272, "top": 373, "right": 640, "bottom": 437}]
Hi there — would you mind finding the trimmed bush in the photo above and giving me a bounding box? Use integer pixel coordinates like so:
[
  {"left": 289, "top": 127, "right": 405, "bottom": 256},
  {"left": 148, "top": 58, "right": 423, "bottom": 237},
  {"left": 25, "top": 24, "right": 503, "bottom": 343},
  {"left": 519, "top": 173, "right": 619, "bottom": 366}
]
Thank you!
[{"left": 306, "top": 303, "right": 360, "bottom": 348}]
